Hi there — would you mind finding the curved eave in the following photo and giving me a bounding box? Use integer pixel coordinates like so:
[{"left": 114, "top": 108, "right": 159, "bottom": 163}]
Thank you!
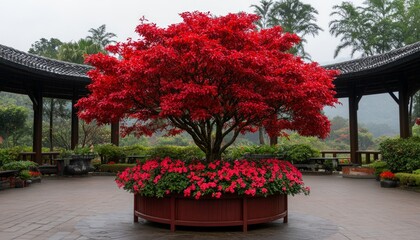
[
  {"left": 323, "top": 41, "right": 420, "bottom": 98},
  {"left": 0, "top": 44, "right": 91, "bottom": 84}
]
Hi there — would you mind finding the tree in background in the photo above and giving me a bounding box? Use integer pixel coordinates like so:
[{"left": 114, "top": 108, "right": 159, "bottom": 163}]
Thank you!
[
  {"left": 28, "top": 38, "right": 62, "bottom": 59},
  {"left": 57, "top": 39, "right": 103, "bottom": 64},
  {"left": 326, "top": 116, "right": 376, "bottom": 150},
  {"left": 251, "top": 0, "right": 322, "bottom": 59},
  {"left": 0, "top": 105, "right": 28, "bottom": 147},
  {"left": 77, "top": 12, "right": 338, "bottom": 162},
  {"left": 87, "top": 24, "right": 117, "bottom": 49},
  {"left": 330, "top": 0, "right": 420, "bottom": 58}
]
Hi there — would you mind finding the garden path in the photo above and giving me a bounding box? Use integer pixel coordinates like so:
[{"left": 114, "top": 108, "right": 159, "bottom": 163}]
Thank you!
[{"left": 0, "top": 175, "right": 419, "bottom": 240}]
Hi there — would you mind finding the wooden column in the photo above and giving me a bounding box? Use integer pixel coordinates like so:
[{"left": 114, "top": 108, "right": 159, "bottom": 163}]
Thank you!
[
  {"left": 71, "top": 92, "right": 79, "bottom": 150},
  {"left": 399, "top": 78, "right": 410, "bottom": 138},
  {"left": 111, "top": 121, "right": 119, "bottom": 146},
  {"left": 30, "top": 86, "right": 43, "bottom": 164},
  {"left": 349, "top": 88, "right": 361, "bottom": 164}
]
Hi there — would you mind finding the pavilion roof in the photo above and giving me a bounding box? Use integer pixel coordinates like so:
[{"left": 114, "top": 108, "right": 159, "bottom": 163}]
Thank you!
[
  {"left": 0, "top": 44, "right": 91, "bottom": 79},
  {"left": 324, "top": 41, "right": 420, "bottom": 79}
]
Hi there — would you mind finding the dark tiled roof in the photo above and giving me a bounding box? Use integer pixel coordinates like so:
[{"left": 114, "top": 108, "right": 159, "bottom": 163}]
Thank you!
[
  {"left": 0, "top": 44, "right": 91, "bottom": 79},
  {"left": 324, "top": 41, "right": 420, "bottom": 77},
  {"left": 1, "top": 41, "right": 420, "bottom": 80}
]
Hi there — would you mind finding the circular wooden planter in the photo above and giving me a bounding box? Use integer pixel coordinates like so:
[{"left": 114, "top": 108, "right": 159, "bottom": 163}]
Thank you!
[{"left": 134, "top": 193, "right": 288, "bottom": 232}]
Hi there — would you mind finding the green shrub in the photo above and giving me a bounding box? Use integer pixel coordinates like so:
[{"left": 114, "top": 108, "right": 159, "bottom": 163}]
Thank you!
[
  {"left": 99, "top": 163, "right": 136, "bottom": 173},
  {"left": 395, "top": 173, "right": 420, "bottom": 186},
  {"left": 413, "top": 169, "right": 420, "bottom": 175},
  {"left": 147, "top": 146, "right": 205, "bottom": 161},
  {"left": 95, "top": 144, "right": 126, "bottom": 164},
  {"left": 379, "top": 137, "right": 420, "bottom": 173},
  {"left": 121, "top": 145, "right": 149, "bottom": 156},
  {"left": 1, "top": 161, "right": 38, "bottom": 171},
  {"left": 0, "top": 146, "right": 35, "bottom": 166},
  {"left": 224, "top": 145, "right": 283, "bottom": 160},
  {"left": 283, "top": 144, "right": 320, "bottom": 163},
  {"left": 368, "top": 160, "right": 388, "bottom": 177},
  {"left": 18, "top": 170, "right": 32, "bottom": 180}
]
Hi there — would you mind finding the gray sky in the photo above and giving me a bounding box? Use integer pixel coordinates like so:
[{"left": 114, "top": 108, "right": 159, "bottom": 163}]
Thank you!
[{"left": 1, "top": 0, "right": 364, "bottom": 65}]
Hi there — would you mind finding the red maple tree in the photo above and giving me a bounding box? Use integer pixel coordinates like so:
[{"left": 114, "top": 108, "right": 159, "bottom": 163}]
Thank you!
[{"left": 77, "top": 12, "right": 338, "bottom": 162}]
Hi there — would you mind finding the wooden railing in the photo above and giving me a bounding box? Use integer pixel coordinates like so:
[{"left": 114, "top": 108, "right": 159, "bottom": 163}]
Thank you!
[
  {"left": 320, "top": 150, "right": 381, "bottom": 164},
  {"left": 19, "top": 152, "right": 60, "bottom": 165}
]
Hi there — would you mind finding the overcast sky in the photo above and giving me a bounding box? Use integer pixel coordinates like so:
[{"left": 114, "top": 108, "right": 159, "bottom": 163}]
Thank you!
[{"left": 1, "top": 0, "right": 365, "bottom": 65}]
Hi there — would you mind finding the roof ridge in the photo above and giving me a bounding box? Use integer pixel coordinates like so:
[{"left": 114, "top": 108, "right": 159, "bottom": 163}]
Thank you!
[{"left": 0, "top": 44, "right": 91, "bottom": 78}]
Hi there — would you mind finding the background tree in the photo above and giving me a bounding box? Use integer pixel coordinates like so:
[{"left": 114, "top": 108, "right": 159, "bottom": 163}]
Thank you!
[
  {"left": 251, "top": 0, "right": 274, "bottom": 30},
  {"left": 330, "top": 0, "right": 420, "bottom": 58},
  {"left": 0, "top": 105, "right": 28, "bottom": 147},
  {"left": 57, "top": 39, "right": 103, "bottom": 64},
  {"left": 28, "top": 38, "right": 62, "bottom": 59},
  {"left": 77, "top": 12, "right": 338, "bottom": 162},
  {"left": 329, "top": 2, "right": 373, "bottom": 58},
  {"left": 251, "top": 0, "right": 322, "bottom": 58},
  {"left": 87, "top": 24, "right": 117, "bottom": 49}
]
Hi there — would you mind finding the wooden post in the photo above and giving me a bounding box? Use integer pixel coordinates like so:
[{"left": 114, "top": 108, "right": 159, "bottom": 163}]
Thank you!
[
  {"left": 349, "top": 88, "right": 360, "bottom": 164},
  {"left": 30, "top": 86, "right": 43, "bottom": 165},
  {"left": 71, "top": 92, "right": 79, "bottom": 149},
  {"left": 399, "top": 78, "right": 410, "bottom": 138}
]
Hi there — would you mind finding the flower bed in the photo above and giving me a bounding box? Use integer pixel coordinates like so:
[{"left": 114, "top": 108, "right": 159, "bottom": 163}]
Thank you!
[
  {"left": 116, "top": 158, "right": 309, "bottom": 199},
  {"left": 116, "top": 158, "right": 309, "bottom": 231}
]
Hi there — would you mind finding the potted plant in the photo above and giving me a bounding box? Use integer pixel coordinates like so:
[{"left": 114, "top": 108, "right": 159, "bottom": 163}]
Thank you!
[
  {"left": 77, "top": 11, "right": 337, "bottom": 231},
  {"left": 15, "top": 170, "right": 31, "bottom": 188},
  {"left": 29, "top": 170, "right": 42, "bottom": 183},
  {"left": 380, "top": 171, "right": 398, "bottom": 188}
]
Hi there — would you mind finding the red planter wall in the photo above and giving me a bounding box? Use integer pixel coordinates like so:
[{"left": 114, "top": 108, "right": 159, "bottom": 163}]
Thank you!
[{"left": 134, "top": 193, "right": 288, "bottom": 232}]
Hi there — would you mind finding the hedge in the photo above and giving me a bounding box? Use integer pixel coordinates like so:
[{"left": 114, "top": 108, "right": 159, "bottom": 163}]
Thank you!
[
  {"left": 94, "top": 144, "right": 205, "bottom": 163},
  {"left": 379, "top": 137, "right": 420, "bottom": 173},
  {"left": 395, "top": 173, "right": 420, "bottom": 186},
  {"left": 99, "top": 164, "right": 136, "bottom": 173}
]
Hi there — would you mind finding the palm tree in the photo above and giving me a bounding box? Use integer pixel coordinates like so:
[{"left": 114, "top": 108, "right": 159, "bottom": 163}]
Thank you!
[
  {"left": 329, "top": 0, "right": 420, "bottom": 58},
  {"left": 251, "top": 0, "right": 274, "bottom": 30},
  {"left": 251, "top": 0, "right": 322, "bottom": 59},
  {"left": 58, "top": 39, "right": 103, "bottom": 64},
  {"left": 362, "top": 0, "right": 402, "bottom": 54},
  {"left": 87, "top": 24, "right": 117, "bottom": 49},
  {"left": 329, "top": 2, "right": 374, "bottom": 58}
]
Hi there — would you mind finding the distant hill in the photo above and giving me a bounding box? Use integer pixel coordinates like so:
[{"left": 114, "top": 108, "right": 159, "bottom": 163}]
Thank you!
[{"left": 324, "top": 93, "right": 399, "bottom": 137}]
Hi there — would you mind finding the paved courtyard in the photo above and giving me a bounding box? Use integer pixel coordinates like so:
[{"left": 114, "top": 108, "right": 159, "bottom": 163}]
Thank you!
[{"left": 0, "top": 175, "right": 419, "bottom": 240}]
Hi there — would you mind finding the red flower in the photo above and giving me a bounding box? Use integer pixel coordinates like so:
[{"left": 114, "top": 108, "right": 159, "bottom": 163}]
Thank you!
[
  {"left": 115, "top": 158, "right": 310, "bottom": 199},
  {"left": 380, "top": 171, "right": 396, "bottom": 180},
  {"left": 416, "top": 118, "right": 420, "bottom": 125}
]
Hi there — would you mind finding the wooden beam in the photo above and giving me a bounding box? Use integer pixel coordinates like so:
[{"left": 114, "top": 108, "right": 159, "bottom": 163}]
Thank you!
[{"left": 348, "top": 87, "right": 360, "bottom": 164}]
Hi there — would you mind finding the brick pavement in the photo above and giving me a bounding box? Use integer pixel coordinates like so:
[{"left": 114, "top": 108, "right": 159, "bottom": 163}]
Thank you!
[{"left": 0, "top": 175, "right": 419, "bottom": 240}]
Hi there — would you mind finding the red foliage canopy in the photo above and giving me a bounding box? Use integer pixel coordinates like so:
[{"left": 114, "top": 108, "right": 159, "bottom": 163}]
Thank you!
[{"left": 77, "top": 12, "right": 338, "bottom": 161}]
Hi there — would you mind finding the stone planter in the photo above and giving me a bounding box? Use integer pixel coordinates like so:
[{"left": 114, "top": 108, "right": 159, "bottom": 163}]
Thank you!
[
  {"left": 134, "top": 193, "right": 288, "bottom": 232},
  {"left": 342, "top": 166, "right": 375, "bottom": 179},
  {"left": 380, "top": 180, "right": 398, "bottom": 188},
  {"left": 14, "top": 179, "right": 26, "bottom": 188}
]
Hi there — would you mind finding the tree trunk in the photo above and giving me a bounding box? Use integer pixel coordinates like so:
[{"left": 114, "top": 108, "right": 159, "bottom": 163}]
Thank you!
[
  {"left": 259, "top": 127, "right": 265, "bottom": 145},
  {"left": 269, "top": 136, "right": 277, "bottom": 146}
]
